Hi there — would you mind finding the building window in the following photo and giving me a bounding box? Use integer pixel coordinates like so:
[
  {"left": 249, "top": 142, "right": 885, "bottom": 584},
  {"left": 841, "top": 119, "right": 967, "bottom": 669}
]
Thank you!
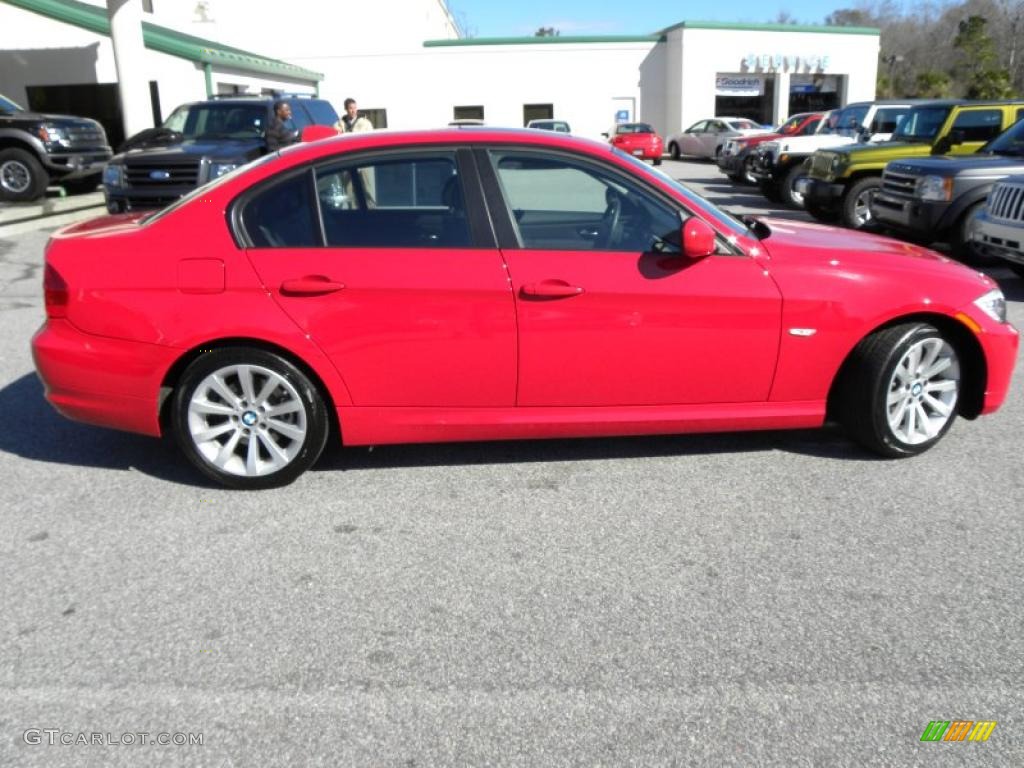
[
  {"left": 522, "top": 103, "right": 553, "bottom": 126},
  {"left": 359, "top": 108, "right": 388, "bottom": 129},
  {"left": 453, "top": 105, "right": 484, "bottom": 121}
]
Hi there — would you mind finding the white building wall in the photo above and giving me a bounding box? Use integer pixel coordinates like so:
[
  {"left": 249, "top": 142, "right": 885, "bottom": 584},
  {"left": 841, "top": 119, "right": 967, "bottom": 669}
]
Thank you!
[
  {"left": 305, "top": 41, "right": 653, "bottom": 141},
  {"left": 667, "top": 27, "right": 880, "bottom": 135}
]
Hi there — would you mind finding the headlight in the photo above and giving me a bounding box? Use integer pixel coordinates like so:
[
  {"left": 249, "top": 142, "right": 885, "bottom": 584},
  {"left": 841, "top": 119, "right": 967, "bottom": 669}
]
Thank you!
[
  {"left": 209, "top": 162, "right": 240, "bottom": 179},
  {"left": 916, "top": 175, "right": 953, "bottom": 201},
  {"left": 974, "top": 288, "right": 1007, "bottom": 324},
  {"left": 829, "top": 155, "right": 848, "bottom": 174},
  {"left": 37, "top": 123, "right": 70, "bottom": 146},
  {"left": 102, "top": 164, "right": 124, "bottom": 188}
]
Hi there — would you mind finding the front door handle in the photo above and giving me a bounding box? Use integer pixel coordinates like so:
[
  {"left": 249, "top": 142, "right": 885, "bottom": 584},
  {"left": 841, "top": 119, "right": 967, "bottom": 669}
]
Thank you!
[
  {"left": 280, "top": 275, "right": 346, "bottom": 295},
  {"left": 520, "top": 280, "right": 584, "bottom": 298}
]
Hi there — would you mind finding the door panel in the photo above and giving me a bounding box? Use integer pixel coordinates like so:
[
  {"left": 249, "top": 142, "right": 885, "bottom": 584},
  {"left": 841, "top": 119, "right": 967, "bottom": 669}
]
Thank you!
[{"left": 504, "top": 250, "right": 782, "bottom": 406}]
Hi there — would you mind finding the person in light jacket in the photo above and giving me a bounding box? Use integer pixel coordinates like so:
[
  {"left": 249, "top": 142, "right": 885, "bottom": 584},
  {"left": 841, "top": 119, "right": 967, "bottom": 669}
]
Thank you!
[{"left": 336, "top": 98, "right": 373, "bottom": 133}]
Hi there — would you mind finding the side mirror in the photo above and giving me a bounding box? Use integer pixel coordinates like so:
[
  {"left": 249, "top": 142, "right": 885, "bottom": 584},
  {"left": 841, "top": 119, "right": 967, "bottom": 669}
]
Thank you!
[
  {"left": 601, "top": 132, "right": 609, "bottom": 138},
  {"left": 301, "top": 124, "right": 338, "bottom": 143},
  {"left": 682, "top": 218, "right": 716, "bottom": 260},
  {"left": 948, "top": 128, "right": 966, "bottom": 146}
]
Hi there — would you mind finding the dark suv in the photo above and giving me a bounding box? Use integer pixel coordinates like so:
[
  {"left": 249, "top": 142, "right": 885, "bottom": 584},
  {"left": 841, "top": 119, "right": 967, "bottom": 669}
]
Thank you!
[
  {"left": 0, "top": 92, "right": 112, "bottom": 202},
  {"left": 102, "top": 94, "right": 339, "bottom": 212}
]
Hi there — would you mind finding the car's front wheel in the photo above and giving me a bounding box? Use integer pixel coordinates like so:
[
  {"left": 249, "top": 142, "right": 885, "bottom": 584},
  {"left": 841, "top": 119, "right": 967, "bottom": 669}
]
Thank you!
[
  {"left": 0, "top": 147, "right": 48, "bottom": 202},
  {"left": 841, "top": 177, "right": 882, "bottom": 229},
  {"left": 172, "top": 348, "right": 329, "bottom": 489},
  {"left": 836, "top": 323, "right": 961, "bottom": 457}
]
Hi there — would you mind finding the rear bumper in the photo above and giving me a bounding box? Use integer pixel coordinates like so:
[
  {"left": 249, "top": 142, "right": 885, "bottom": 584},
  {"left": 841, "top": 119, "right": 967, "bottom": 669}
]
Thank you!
[{"left": 31, "top": 319, "right": 178, "bottom": 436}]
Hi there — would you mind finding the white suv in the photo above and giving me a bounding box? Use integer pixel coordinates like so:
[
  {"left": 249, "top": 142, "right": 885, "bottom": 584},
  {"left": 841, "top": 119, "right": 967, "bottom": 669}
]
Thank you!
[
  {"left": 526, "top": 119, "right": 571, "bottom": 133},
  {"left": 969, "top": 175, "right": 1024, "bottom": 277}
]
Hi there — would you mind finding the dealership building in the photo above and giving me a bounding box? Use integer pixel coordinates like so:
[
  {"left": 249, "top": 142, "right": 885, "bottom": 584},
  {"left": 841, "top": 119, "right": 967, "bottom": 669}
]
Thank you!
[{"left": 0, "top": 0, "right": 880, "bottom": 144}]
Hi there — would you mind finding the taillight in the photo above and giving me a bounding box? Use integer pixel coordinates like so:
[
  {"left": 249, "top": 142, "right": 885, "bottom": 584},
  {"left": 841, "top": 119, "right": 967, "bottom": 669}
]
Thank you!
[{"left": 44, "top": 263, "right": 68, "bottom": 318}]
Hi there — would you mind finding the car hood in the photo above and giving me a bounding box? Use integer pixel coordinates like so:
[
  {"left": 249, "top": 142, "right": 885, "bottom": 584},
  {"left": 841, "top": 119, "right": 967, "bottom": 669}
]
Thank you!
[
  {"left": 887, "top": 154, "right": 1024, "bottom": 175},
  {"left": 117, "top": 138, "right": 264, "bottom": 163},
  {"left": 820, "top": 141, "right": 932, "bottom": 163},
  {"left": 2, "top": 109, "right": 99, "bottom": 125}
]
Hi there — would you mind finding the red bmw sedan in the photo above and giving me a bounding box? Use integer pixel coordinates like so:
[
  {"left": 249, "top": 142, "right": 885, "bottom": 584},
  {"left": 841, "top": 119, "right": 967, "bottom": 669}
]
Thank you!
[{"left": 32, "top": 128, "right": 1018, "bottom": 488}]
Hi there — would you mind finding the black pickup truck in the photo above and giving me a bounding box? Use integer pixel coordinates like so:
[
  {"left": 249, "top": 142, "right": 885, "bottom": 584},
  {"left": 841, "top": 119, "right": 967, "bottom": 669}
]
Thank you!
[
  {"left": 102, "top": 94, "right": 339, "bottom": 212},
  {"left": 0, "top": 92, "right": 112, "bottom": 202},
  {"left": 870, "top": 116, "right": 1024, "bottom": 258}
]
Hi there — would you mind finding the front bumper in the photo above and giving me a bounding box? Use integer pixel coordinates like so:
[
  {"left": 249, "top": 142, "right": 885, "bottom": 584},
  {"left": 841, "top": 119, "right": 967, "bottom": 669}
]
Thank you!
[
  {"left": 960, "top": 305, "right": 1020, "bottom": 415},
  {"left": 799, "top": 178, "right": 846, "bottom": 208},
  {"left": 42, "top": 149, "right": 112, "bottom": 180},
  {"left": 870, "top": 192, "right": 952, "bottom": 235},
  {"left": 104, "top": 184, "right": 192, "bottom": 211},
  {"left": 716, "top": 153, "right": 744, "bottom": 175},
  {"left": 31, "top": 318, "right": 178, "bottom": 436},
  {"left": 968, "top": 210, "right": 1024, "bottom": 267}
]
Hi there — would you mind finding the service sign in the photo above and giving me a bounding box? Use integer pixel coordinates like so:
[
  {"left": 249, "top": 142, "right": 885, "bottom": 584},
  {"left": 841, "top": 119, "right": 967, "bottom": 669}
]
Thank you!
[{"left": 743, "top": 53, "right": 831, "bottom": 72}]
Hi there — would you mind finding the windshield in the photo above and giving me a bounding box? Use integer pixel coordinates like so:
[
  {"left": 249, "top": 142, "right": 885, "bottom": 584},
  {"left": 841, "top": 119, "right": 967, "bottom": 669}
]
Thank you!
[
  {"left": 891, "top": 106, "right": 952, "bottom": 142},
  {"left": 727, "top": 119, "right": 761, "bottom": 131},
  {"left": 613, "top": 149, "right": 749, "bottom": 237},
  {"left": 982, "top": 117, "right": 1024, "bottom": 156},
  {"left": 163, "top": 103, "right": 269, "bottom": 140},
  {"left": 824, "top": 105, "right": 868, "bottom": 136},
  {"left": 0, "top": 93, "right": 24, "bottom": 113},
  {"left": 616, "top": 123, "right": 655, "bottom": 134}
]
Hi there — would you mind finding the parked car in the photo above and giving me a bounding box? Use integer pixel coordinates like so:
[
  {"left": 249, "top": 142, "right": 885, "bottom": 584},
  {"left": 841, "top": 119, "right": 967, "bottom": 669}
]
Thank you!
[
  {"left": 666, "top": 117, "right": 767, "bottom": 160},
  {"left": 871, "top": 116, "right": 1024, "bottom": 259},
  {"left": 717, "top": 111, "right": 825, "bottom": 184},
  {"left": 801, "top": 99, "right": 1024, "bottom": 229},
  {"left": 102, "top": 93, "right": 339, "bottom": 213},
  {"left": 968, "top": 175, "right": 1024, "bottom": 277},
  {"left": 32, "top": 128, "right": 1017, "bottom": 488},
  {"left": 448, "top": 119, "right": 486, "bottom": 127},
  {"left": 526, "top": 119, "right": 571, "bottom": 133},
  {"left": 750, "top": 100, "right": 920, "bottom": 207},
  {"left": 0, "top": 91, "right": 112, "bottom": 202},
  {"left": 605, "top": 122, "right": 663, "bottom": 164}
]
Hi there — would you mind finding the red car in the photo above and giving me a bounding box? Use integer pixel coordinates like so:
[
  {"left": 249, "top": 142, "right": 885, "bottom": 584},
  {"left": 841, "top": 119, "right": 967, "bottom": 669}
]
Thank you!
[
  {"left": 717, "top": 112, "right": 825, "bottom": 183},
  {"left": 606, "top": 122, "right": 664, "bottom": 164},
  {"left": 32, "top": 128, "right": 1018, "bottom": 488}
]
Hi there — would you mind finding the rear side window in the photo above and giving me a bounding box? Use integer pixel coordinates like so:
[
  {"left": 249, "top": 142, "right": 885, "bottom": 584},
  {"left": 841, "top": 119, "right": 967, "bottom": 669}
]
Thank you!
[
  {"left": 315, "top": 153, "right": 471, "bottom": 248},
  {"left": 243, "top": 171, "right": 318, "bottom": 248},
  {"left": 800, "top": 117, "right": 822, "bottom": 135},
  {"left": 951, "top": 109, "right": 1004, "bottom": 142}
]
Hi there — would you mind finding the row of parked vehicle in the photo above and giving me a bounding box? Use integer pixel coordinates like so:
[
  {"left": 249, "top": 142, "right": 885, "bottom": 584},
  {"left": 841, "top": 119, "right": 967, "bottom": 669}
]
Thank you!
[{"left": 713, "top": 98, "right": 1024, "bottom": 277}]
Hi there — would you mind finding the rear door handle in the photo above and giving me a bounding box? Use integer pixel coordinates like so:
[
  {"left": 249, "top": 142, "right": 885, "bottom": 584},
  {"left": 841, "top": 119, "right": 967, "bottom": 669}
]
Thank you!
[
  {"left": 521, "top": 280, "right": 584, "bottom": 298},
  {"left": 280, "top": 276, "right": 346, "bottom": 295}
]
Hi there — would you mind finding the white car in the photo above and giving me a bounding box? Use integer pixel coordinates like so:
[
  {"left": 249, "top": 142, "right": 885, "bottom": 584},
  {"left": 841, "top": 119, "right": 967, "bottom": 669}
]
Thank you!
[
  {"left": 526, "top": 119, "right": 571, "bottom": 133},
  {"left": 666, "top": 117, "right": 769, "bottom": 160}
]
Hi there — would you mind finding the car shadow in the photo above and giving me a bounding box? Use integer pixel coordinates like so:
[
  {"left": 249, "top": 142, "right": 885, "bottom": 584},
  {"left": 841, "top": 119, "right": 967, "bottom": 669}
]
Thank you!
[
  {"left": 1, "top": 372, "right": 883, "bottom": 486},
  {"left": 0, "top": 372, "right": 215, "bottom": 486}
]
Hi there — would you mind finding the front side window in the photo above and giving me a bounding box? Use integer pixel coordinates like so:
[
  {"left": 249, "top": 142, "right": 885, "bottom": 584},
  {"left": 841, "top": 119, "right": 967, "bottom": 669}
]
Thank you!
[
  {"left": 489, "top": 150, "right": 682, "bottom": 253},
  {"left": 686, "top": 121, "right": 708, "bottom": 133},
  {"left": 0, "top": 93, "right": 23, "bottom": 113},
  {"left": 950, "top": 109, "right": 1004, "bottom": 142},
  {"left": 984, "top": 117, "right": 1024, "bottom": 156},
  {"left": 779, "top": 115, "right": 803, "bottom": 134},
  {"left": 892, "top": 107, "right": 952, "bottom": 142},
  {"left": 165, "top": 103, "right": 268, "bottom": 139},
  {"left": 800, "top": 117, "right": 823, "bottom": 135},
  {"left": 315, "top": 153, "right": 471, "bottom": 248}
]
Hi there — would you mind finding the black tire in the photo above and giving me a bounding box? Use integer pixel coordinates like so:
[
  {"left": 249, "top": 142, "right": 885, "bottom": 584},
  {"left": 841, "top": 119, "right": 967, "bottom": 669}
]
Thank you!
[
  {"left": 758, "top": 179, "right": 782, "bottom": 203},
  {"left": 835, "top": 323, "right": 961, "bottom": 458},
  {"left": 61, "top": 174, "right": 101, "bottom": 195},
  {"left": 653, "top": 157, "right": 662, "bottom": 166},
  {"left": 727, "top": 172, "right": 746, "bottom": 183},
  {"left": 949, "top": 201, "right": 996, "bottom": 266},
  {"left": 172, "top": 347, "right": 329, "bottom": 489},
  {"left": 1007, "top": 262, "right": 1024, "bottom": 279},
  {"left": 0, "top": 147, "right": 48, "bottom": 202},
  {"left": 805, "top": 201, "right": 838, "bottom": 222},
  {"left": 841, "top": 177, "right": 882, "bottom": 230},
  {"left": 669, "top": 142, "right": 680, "bottom": 161},
  {"left": 780, "top": 163, "right": 809, "bottom": 208},
  {"left": 741, "top": 154, "right": 758, "bottom": 184}
]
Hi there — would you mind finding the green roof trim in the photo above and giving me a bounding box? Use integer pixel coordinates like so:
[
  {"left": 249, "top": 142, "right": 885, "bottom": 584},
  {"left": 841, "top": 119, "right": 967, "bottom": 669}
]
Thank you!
[
  {"left": 660, "top": 20, "right": 880, "bottom": 36},
  {"left": 424, "top": 35, "right": 662, "bottom": 47},
  {"left": 2, "top": 0, "right": 324, "bottom": 81}
]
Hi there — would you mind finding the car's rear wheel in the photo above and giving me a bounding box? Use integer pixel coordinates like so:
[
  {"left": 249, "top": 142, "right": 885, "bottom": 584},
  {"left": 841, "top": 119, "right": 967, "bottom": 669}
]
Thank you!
[
  {"left": 758, "top": 179, "right": 782, "bottom": 203},
  {"left": 653, "top": 157, "right": 662, "bottom": 166},
  {"left": 669, "top": 142, "right": 680, "bottom": 160},
  {"left": 0, "top": 147, "right": 48, "bottom": 202},
  {"left": 836, "top": 323, "right": 961, "bottom": 457},
  {"left": 172, "top": 348, "right": 329, "bottom": 489}
]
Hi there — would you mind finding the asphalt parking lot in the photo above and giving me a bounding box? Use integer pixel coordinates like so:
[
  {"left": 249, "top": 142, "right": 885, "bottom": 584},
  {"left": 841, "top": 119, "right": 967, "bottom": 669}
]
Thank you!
[{"left": 1, "top": 158, "right": 1022, "bottom": 767}]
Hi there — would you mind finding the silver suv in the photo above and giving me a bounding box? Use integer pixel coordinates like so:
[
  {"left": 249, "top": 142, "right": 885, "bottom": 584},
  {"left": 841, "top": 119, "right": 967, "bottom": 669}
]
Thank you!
[{"left": 969, "top": 175, "right": 1024, "bottom": 277}]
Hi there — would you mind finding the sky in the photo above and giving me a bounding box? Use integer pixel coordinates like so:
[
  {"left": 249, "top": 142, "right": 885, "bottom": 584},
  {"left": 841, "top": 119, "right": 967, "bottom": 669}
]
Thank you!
[{"left": 445, "top": 0, "right": 870, "bottom": 38}]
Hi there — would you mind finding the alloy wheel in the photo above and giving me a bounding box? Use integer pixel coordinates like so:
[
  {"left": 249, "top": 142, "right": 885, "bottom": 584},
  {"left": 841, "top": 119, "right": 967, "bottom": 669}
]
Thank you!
[{"left": 885, "top": 337, "right": 960, "bottom": 445}]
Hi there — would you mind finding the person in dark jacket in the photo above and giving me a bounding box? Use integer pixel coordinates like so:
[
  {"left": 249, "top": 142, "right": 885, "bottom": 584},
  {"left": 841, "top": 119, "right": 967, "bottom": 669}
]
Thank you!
[{"left": 266, "top": 101, "right": 298, "bottom": 151}]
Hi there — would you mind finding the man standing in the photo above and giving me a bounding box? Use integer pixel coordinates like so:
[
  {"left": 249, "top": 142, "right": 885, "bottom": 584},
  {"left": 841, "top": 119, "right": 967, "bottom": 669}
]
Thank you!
[
  {"left": 336, "top": 98, "right": 373, "bottom": 133},
  {"left": 266, "top": 100, "right": 298, "bottom": 151}
]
